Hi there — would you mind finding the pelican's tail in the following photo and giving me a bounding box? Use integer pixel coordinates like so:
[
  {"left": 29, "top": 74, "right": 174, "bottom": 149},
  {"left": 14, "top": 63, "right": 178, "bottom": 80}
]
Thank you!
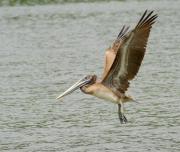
[{"left": 124, "top": 95, "right": 139, "bottom": 103}]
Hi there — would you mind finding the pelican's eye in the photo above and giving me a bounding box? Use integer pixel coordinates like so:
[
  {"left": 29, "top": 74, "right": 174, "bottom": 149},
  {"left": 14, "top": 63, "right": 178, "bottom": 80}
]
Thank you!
[
  {"left": 83, "top": 75, "right": 93, "bottom": 83},
  {"left": 85, "top": 75, "right": 90, "bottom": 80}
]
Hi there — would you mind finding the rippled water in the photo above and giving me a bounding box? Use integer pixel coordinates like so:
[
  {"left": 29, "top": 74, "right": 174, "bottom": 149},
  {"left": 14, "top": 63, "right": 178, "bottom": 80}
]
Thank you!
[{"left": 0, "top": 0, "right": 180, "bottom": 151}]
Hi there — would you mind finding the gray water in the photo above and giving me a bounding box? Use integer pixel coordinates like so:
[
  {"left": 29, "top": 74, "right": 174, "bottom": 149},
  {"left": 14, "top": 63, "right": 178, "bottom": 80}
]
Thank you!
[{"left": 0, "top": 0, "right": 180, "bottom": 151}]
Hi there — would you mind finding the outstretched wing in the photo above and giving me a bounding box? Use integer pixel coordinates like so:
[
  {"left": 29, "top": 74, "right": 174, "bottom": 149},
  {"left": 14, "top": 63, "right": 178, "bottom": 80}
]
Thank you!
[
  {"left": 102, "top": 10, "right": 158, "bottom": 93},
  {"left": 113, "top": 25, "right": 130, "bottom": 52},
  {"left": 117, "top": 25, "right": 130, "bottom": 40},
  {"left": 101, "top": 26, "right": 130, "bottom": 80}
]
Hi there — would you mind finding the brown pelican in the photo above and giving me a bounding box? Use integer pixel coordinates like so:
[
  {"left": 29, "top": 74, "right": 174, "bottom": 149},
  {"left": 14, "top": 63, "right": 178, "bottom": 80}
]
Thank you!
[{"left": 56, "top": 10, "right": 158, "bottom": 123}]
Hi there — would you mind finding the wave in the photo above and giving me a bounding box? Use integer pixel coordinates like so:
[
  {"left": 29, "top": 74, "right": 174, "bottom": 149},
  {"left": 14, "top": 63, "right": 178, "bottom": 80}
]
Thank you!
[{"left": 0, "top": 0, "right": 124, "bottom": 6}]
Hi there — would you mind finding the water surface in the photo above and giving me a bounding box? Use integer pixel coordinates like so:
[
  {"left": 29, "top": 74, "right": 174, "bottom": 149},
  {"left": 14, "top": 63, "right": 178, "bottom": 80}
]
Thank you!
[{"left": 0, "top": 0, "right": 180, "bottom": 151}]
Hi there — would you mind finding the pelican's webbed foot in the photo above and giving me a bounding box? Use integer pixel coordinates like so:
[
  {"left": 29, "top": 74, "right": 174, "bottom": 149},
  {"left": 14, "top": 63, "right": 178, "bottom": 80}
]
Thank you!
[{"left": 118, "top": 104, "right": 127, "bottom": 124}]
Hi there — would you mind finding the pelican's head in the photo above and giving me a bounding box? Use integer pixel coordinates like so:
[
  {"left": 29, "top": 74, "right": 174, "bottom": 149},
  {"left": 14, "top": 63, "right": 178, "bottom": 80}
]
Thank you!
[{"left": 56, "top": 75, "right": 97, "bottom": 99}]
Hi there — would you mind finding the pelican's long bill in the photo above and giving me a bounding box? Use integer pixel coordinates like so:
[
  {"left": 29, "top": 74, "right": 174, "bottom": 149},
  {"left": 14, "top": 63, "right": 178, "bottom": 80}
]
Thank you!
[{"left": 56, "top": 77, "right": 90, "bottom": 100}]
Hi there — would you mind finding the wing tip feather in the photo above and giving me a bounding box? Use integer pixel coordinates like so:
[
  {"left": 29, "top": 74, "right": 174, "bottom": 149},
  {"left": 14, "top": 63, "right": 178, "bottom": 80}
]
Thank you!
[{"left": 136, "top": 10, "right": 158, "bottom": 29}]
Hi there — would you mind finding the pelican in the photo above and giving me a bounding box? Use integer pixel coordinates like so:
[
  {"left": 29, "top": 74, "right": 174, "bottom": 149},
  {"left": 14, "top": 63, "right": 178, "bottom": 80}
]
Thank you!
[{"left": 56, "top": 10, "right": 158, "bottom": 123}]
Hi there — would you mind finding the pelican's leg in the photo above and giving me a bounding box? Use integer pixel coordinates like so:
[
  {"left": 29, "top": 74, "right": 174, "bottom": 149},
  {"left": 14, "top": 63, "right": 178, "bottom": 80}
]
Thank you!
[{"left": 118, "top": 103, "right": 127, "bottom": 124}]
